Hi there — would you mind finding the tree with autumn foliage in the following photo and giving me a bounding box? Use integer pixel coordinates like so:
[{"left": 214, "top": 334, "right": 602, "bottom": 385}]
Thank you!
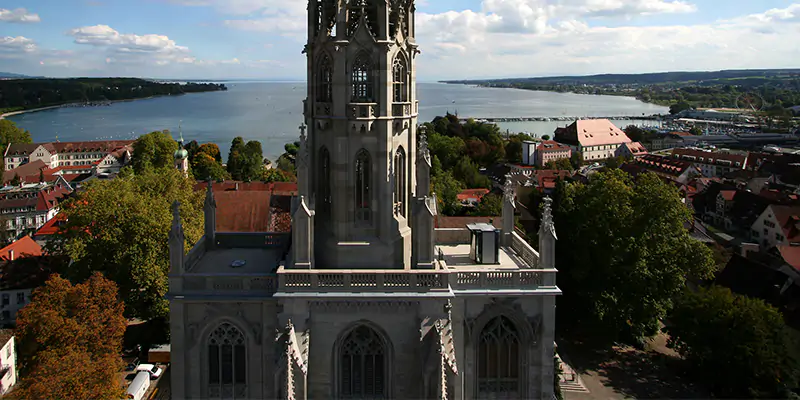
[
  {"left": 47, "top": 168, "right": 203, "bottom": 319},
  {"left": 14, "top": 273, "right": 126, "bottom": 400}
]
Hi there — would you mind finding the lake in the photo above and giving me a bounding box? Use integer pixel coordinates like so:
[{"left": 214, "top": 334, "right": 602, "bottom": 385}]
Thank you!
[{"left": 8, "top": 82, "right": 668, "bottom": 161}]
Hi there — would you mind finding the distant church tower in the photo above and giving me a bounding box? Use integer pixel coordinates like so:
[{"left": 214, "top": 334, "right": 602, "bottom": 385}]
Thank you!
[
  {"left": 298, "top": 0, "right": 422, "bottom": 269},
  {"left": 174, "top": 129, "right": 189, "bottom": 177}
]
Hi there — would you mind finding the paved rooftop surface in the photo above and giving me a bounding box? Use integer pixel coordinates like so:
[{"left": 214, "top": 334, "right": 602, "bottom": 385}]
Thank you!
[
  {"left": 436, "top": 244, "right": 527, "bottom": 270},
  {"left": 190, "top": 248, "right": 283, "bottom": 274}
]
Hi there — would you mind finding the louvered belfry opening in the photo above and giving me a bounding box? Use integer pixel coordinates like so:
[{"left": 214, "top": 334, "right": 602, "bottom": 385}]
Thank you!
[
  {"left": 477, "top": 316, "right": 521, "bottom": 398},
  {"left": 339, "top": 325, "right": 386, "bottom": 398}
]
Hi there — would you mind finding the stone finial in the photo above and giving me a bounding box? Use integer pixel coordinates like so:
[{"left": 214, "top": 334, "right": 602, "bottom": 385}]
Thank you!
[
  {"left": 297, "top": 124, "right": 309, "bottom": 170},
  {"left": 169, "top": 200, "right": 185, "bottom": 273},
  {"left": 169, "top": 200, "right": 183, "bottom": 241},
  {"left": 541, "top": 196, "right": 557, "bottom": 240},
  {"left": 419, "top": 132, "right": 430, "bottom": 163},
  {"left": 204, "top": 178, "right": 216, "bottom": 208},
  {"left": 503, "top": 173, "right": 516, "bottom": 204}
]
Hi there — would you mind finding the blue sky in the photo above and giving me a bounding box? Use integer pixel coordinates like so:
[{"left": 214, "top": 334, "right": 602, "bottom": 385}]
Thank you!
[{"left": 1, "top": 0, "right": 798, "bottom": 80}]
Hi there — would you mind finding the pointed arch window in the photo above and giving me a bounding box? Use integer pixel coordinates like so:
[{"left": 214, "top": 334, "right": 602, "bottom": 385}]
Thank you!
[
  {"left": 355, "top": 150, "right": 371, "bottom": 223},
  {"left": 339, "top": 325, "right": 387, "bottom": 398},
  {"left": 393, "top": 147, "right": 406, "bottom": 217},
  {"left": 347, "top": 0, "right": 378, "bottom": 38},
  {"left": 317, "top": 55, "right": 333, "bottom": 103},
  {"left": 318, "top": 147, "right": 332, "bottom": 212},
  {"left": 352, "top": 55, "right": 373, "bottom": 102},
  {"left": 392, "top": 55, "right": 408, "bottom": 103},
  {"left": 208, "top": 323, "right": 247, "bottom": 398},
  {"left": 477, "top": 316, "right": 520, "bottom": 397}
]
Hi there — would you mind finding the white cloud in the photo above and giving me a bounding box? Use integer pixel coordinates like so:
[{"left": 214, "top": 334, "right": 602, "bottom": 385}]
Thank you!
[
  {"left": 68, "top": 25, "right": 190, "bottom": 55},
  {"left": 0, "top": 8, "right": 41, "bottom": 23},
  {"left": 0, "top": 36, "right": 36, "bottom": 54}
]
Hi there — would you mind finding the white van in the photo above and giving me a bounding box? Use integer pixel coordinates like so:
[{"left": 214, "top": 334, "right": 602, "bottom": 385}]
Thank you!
[
  {"left": 126, "top": 371, "right": 150, "bottom": 400},
  {"left": 136, "top": 363, "right": 163, "bottom": 379}
]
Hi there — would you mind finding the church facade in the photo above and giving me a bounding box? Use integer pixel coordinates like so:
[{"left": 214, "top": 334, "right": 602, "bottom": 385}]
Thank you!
[{"left": 167, "top": 1, "right": 561, "bottom": 399}]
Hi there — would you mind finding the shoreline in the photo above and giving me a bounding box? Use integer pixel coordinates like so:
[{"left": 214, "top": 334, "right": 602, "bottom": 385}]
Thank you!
[{"left": 0, "top": 91, "right": 222, "bottom": 121}]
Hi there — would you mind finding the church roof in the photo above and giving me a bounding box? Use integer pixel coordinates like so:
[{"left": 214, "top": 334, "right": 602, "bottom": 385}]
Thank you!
[{"left": 194, "top": 181, "right": 298, "bottom": 233}]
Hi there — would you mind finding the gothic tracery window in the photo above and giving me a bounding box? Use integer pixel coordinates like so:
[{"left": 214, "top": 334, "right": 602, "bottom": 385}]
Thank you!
[
  {"left": 393, "top": 147, "right": 406, "bottom": 217},
  {"left": 339, "top": 325, "right": 387, "bottom": 398},
  {"left": 347, "top": 0, "right": 379, "bottom": 38},
  {"left": 351, "top": 55, "right": 373, "bottom": 102},
  {"left": 392, "top": 55, "right": 408, "bottom": 103},
  {"left": 477, "top": 316, "right": 520, "bottom": 397},
  {"left": 208, "top": 323, "right": 247, "bottom": 399},
  {"left": 317, "top": 55, "right": 333, "bottom": 103},
  {"left": 318, "top": 147, "right": 332, "bottom": 212},
  {"left": 355, "top": 149, "right": 371, "bottom": 223}
]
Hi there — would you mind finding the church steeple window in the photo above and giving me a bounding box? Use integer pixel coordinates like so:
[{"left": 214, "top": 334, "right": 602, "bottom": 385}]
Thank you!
[
  {"left": 355, "top": 149, "right": 371, "bottom": 223},
  {"left": 393, "top": 147, "right": 406, "bottom": 217},
  {"left": 207, "top": 322, "right": 247, "bottom": 398},
  {"left": 392, "top": 55, "right": 408, "bottom": 103},
  {"left": 351, "top": 55, "right": 373, "bottom": 102},
  {"left": 317, "top": 55, "right": 333, "bottom": 102},
  {"left": 477, "top": 316, "right": 521, "bottom": 396},
  {"left": 338, "top": 325, "right": 387, "bottom": 397}
]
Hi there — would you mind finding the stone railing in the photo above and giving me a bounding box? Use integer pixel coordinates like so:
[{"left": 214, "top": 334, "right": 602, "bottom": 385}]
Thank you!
[
  {"left": 392, "top": 102, "right": 412, "bottom": 117},
  {"left": 215, "top": 232, "right": 291, "bottom": 249},
  {"left": 348, "top": 103, "right": 378, "bottom": 119},
  {"left": 181, "top": 274, "right": 278, "bottom": 294},
  {"left": 278, "top": 268, "right": 450, "bottom": 292},
  {"left": 511, "top": 231, "right": 539, "bottom": 268},
  {"left": 453, "top": 269, "right": 555, "bottom": 289}
]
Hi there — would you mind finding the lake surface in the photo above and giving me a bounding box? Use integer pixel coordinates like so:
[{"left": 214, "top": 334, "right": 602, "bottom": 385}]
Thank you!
[{"left": 8, "top": 82, "right": 667, "bottom": 161}]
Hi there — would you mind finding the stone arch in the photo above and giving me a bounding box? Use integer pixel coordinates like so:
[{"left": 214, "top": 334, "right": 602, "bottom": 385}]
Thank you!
[
  {"left": 202, "top": 319, "right": 250, "bottom": 399},
  {"left": 351, "top": 51, "right": 373, "bottom": 102},
  {"left": 392, "top": 52, "right": 409, "bottom": 103},
  {"left": 354, "top": 148, "right": 372, "bottom": 223},
  {"left": 332, "top": 320, "right": 394, "bottom": 398},
  {"left": 469, "top": 303, "right": 535, "bottom": 398},
  {"left": 316, "top": 52, "right": 334, "bottom": 103}
]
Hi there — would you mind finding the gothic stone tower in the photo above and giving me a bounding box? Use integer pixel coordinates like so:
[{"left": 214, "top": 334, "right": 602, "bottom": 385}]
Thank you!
[{"left": 303, "top": 0, "right": 420, "bottom": 269}]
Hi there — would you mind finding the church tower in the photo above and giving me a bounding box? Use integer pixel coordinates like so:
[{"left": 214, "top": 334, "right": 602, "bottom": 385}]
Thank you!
[{"left": 300, "top": 0, "right": 420, "bottom": 269}]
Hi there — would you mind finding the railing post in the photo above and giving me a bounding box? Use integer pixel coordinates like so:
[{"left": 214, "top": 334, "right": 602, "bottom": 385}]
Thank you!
[
  {"left": 410, "top": 274, "right": 418, "bottom": 290},
  {"left": 343, "top": 274, "right": 352, "bottom": 290},
  {"left": 479, "top": 272, "right": 487, "bottom": 288},
  {"left": 376, "top": 273, "right": 385, "bottom": 290},
  {"left": 278, "top": 274, "right": 286, "bottom": 291},
  {"left": 514, "top": 271, "right": 522, "bottom": 287},
  {"left": 310, "top": 274, "right": 319, "bottom": 289}
]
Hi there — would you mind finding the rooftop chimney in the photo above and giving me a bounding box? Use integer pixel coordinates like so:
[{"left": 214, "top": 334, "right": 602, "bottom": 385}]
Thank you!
[{"left": 9, "top": 249, "right": 14, "bottom": 261}]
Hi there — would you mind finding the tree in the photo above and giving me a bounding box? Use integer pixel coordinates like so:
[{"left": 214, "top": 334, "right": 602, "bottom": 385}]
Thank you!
[
  {"left": 0, "top": 119, "right": 32, "bottom": 171},
  {"left": 433, "top": 171, "right": 465, "bottom": 216},
  {"left": 471, "top": 193, "right": 503, "bottom": 217},
  {"left": 184, "top": 140, "right": 200, "bottom": 161},
  {"left": 689, "top": 126, "right": 703, "bottom": 136},
  {"left": 554, "top": 169, "right": 715, "bottom": 344},
  {"left": 262, "top": 168, "right": 295, "bottom": 183},
  {"left": 669, "top": 101, "right": 692, "bottom": 115},
  {"left": 623, "top": 125, "right": 645, "bottom": 142},
  {"left": 603, "top": 156, "right": 626, "bottom": 169},
  {"left": 38, "top": 168, "right": 45, "bottom": 183},
  {"left": 226, "top": 137, "right": 264, "bottom": 181},
  {"left": 544, "top": 158, "right": 573, "bottom": 171},
  {"left": 505, "top": 140, "right": 523, "bottom": 164},
  {"left": 14, "top": 273, "right": 126, "bottom": 400},
  {"left": 666, "top": 286, "right": 800, "bottom": 398},
  {"left": 227, "top": 136, "right": 246, "bottom": 177},
  {"left": 569, "top": 152, "right": 583, "bottom": 169},
  {"left": 196, "top": 143, "right": 222, "bottom": 163},
  {"left": 541, "top": 135, "right": 551, "bottom": 140},
  {"left": 192, "top": 153, "right": 229, "bottom": 182},
  {"left": 131, "top": 130, "right": 179, "bottom": 174},
  {"left": 9, "top": 173, "right": 21, "bottom": 186},
  {"left": 47, "top": 168, "right": 203, "bottom": 319}
]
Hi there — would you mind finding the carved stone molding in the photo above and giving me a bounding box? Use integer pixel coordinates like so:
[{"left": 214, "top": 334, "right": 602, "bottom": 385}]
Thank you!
[{"left": 309, "top": 300, "right": 420, "bottom": 312}]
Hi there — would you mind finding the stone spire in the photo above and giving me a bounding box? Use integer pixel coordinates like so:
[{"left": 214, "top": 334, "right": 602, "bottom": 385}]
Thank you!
[
  {"left": 169, "top": 200, "right": 184, "bottom": 274},
  {"left": 297, "top": 124, "right": 310, "bottom": 198},
  {"left": 502, "top": 173, "right": 517, "bottom": 246},
  {"left": 539, "top": 196, "right": 557, "bottom": 269},
  {"left": 204, "top": 178, "right": 216, "bottom": 250},
  {"left": 290, "top": 195, "right": 314, "bottom": 268}
]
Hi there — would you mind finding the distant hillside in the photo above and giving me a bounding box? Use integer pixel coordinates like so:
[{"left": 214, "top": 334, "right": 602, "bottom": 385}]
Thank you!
[
  {"left": 442, "top": 69, "right": 800, "bottom": 87},
  {"left": 0, "top": 72, "right": 39, "bottom": 79}
]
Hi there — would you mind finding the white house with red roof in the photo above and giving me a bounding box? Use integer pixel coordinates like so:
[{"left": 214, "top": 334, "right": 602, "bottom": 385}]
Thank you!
[
  {"left": 0, "top": 182, "right": 72, "bottom": 240},
  {"left": 553, "top": 119, "right": 632, "bottom": 162},
  {"left": 4, "top": 140, "right": 133, "bottom": 176},
  {"left": 751, "top": 205, "right": 800, "bottom": 250},
  {"left": 616, "top": 142, "right": 648, "bottom": 159}
]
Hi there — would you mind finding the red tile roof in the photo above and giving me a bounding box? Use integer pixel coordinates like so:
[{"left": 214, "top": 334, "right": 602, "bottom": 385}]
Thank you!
[
  {"left": 778, "top": 245, "right": 800, "bottom": 272},
  {"left": 34, "top": 213, "right": 65, "bottom": 237},
  {"left": 532, "top": 170, "right": 571, "bottom": 188},
  {"left": 457, "top": 189, "right": 489, "bottom": 201},
  {"left": 554, "top": 119, "right": 632, "bottom": 147},
  {"left": 771, "top": 205, "right": 800, "bottom": 244},
  {"left": 671, "top": 148, "right": 747, "bottom": 167},
  {"left": 669, "top": 131, "right": 693, "bottom": 137},
  {"left": 624, "top": 142, "right": 648, "bottom": 155},
  {"left": 193, "top": 181, "right": 298, "bottom": 233},
  {"left": 536, "top": 140, "right": 571, "bottom": 152},
  {"left": 0, "top": 236, "right": 43, "bottom": 261},
  {"left": 719, "top": 190, "right": 736, "bottom": 201},
  {"left": 632, "top": 154, "right": 694, "bottom": 177},
  {"left": 3, "top": 160, "right": 48, "bottom": 184}
]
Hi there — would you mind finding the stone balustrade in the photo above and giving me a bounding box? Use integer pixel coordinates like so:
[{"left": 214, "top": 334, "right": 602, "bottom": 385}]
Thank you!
[
  {"left": 392, "top": 102, "right": 413, "bottom": 117},
  {"left": 348, "top": 103, "right": 378, "bottom": 119},
  {"left": 511, "top": 231, "right": 539, "bottom": 268},
  {"left": 181, "top": 274, "right": 278, "bottom": 294}
]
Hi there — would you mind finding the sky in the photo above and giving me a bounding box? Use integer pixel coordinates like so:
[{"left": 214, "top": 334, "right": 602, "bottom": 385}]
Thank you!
[{"left": 0, "top": 0, "right": 799, "bottom": 81}]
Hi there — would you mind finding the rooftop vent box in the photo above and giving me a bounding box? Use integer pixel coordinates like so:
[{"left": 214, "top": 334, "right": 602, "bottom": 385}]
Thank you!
[{"left": 467, "top": 223, "right": 500, "bottom": 265}]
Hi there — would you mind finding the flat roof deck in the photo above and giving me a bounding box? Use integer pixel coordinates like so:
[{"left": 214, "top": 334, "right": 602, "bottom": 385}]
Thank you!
[
  {"left": 436, "top": 244, "right": 528, "bottom": 270},
  {"left": 190, "top": 248, "right": 284, "bottom": 274}
]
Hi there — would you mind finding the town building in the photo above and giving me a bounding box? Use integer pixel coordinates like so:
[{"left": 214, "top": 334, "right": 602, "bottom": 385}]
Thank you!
[
  {"left": 0, "top": 236, "right": 42, "bottom": 262},
  {"left": 670, "top": 148, "right": 748, "bottom": 178},
  {"left": 751, "top": 205, "right": 800, "bottom": 250},
  {"left": 0, "top": 331, "right": 16, "bottom": 395},
  {"left": 621, "top": 154, "right": 701, "bottom": 185},
  {"left": 457, "top": 188, "right": 489, "bottom": 206},
  {"left": 532, "top": 140, "right": 572, "bottom": 167},
  {"left": 0, "top": 182, "right": 72, "bottom": 240},
  {"left": 553, "top": 119, "right": 632, "bottom": 162},
  {"left": 615, "top": 142, "right": 648, "bottom": 159},
  {"left": 168, "top": 2, "right": 560, "bottom": 399},
  {"left": 646, "top": 131, "right": 691, "bottom": 151},
  {"left": 4, "top": 140, "right": 133, "bottom": 176}
]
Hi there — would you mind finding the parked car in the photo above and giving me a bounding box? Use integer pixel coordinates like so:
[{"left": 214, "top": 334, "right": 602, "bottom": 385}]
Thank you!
[
  {"left": 136, "top": 363, "right": 163, "bottom": 379},
  {"left": 126, "top": 371, "right": 150, "bottom": 400},
  {"left": 125, "top": 357, "right": 140, "bottom": 371}
]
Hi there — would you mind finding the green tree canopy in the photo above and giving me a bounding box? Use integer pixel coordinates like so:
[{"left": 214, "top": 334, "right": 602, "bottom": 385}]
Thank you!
[
  {"left": 47, "top": 169, "right": 203, "bottom": 319},
  {"left": 623, "top": 125, "right": 645, "bottom": 142},
  {"left": 555, "top": 169, "right": 715, "bottom": 343},
  {"left": 669, "top": 101, "right": 692, "bottom": 115},
  {"left": 197, "top": 142, "right": 222, "bottom": 163},
  {"left": 433, "top": 171, "right": 465, "bottom": 216},
  {"left": 471, "top": 193, "right": 503, "bottom": 216},
  {"left": 689, "top": 126, "right": 703, "bottom": 136},
  {"left": 184, "top": 140, "right": 200, "bottom": 160},
  {"left": 666, "top": 286, "right": 800, "bottom": 398},
  {"left": 262, "top": 168, "right": 295, "bottom": 183},
  {"left": 541, "top": 134, "right": 551, "bottom": 140},
  {"left": 131, "top": 130, "right": 179, "bottom": 174},
  {"left": 569, "top": 152, "right": 583, "bottom": 169},
  {"left": 226, "top": 137, "right": 264, "bottom": 181},
  {"left": 192, "top": 152, "right": 230, "bottom": 182},
  {"left": 544, "top": 158, "right": 573, "bottom": 171},
  {"left": 15, "top": 273, "right": 126, "bottom": 400}
]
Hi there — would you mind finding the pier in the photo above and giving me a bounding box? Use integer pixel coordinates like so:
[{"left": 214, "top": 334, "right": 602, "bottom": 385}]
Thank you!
[{"left": 458, "top": 115, "right": 664, "bottom": 123}]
